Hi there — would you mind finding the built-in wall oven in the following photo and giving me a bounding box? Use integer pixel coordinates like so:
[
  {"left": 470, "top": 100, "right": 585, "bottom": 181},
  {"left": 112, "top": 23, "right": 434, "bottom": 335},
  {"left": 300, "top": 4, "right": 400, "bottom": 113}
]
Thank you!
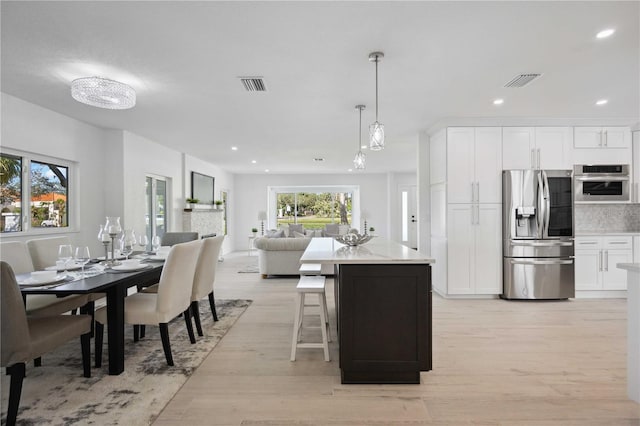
[{"left": 574, "top": 164, "right": 629, "bottom": 203}]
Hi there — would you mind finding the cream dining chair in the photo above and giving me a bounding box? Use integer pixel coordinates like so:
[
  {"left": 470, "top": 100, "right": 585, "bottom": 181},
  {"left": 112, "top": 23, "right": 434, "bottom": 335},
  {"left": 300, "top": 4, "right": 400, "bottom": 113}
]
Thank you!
[
  {"left": 190, "top": 235, "right": 224, "bottom": 336},
  {"left": 94, "top": 240, "right": 202, "bottom": 367},
  {"left": 0, "top": 241, "right": 89, "bottom": 317},
  {"left": 1, "top": 262, "right": 91, "bottom": 426}
]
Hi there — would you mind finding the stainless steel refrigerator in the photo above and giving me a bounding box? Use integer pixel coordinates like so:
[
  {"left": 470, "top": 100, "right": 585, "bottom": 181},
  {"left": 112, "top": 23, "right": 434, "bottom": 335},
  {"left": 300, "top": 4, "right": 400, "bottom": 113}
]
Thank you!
[{"left": 502, "top": 170, "right": 575, "bottom": 299}]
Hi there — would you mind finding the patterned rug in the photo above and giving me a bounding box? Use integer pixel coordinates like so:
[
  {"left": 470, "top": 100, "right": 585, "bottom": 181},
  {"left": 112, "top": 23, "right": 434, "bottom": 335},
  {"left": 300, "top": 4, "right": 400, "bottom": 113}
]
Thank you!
[
  {"left": 237, "top": 258, "right": 259, "bottom": 273},
  {"left": 1, "top": 299, "right": 251, "bottom": 425}
]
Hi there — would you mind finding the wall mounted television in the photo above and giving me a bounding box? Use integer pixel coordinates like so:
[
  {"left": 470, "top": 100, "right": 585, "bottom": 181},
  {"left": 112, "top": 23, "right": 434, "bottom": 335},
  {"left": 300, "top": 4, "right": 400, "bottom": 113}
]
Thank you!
[{"left": 191, "top": 172, "right": 215, "bottom": 205}]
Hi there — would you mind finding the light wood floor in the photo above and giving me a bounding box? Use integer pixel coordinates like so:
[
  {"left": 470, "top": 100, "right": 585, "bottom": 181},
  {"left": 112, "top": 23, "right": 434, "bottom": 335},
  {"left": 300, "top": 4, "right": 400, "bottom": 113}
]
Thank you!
[{"left": 154, "top": 252, "right": 640, "bottom": 425}]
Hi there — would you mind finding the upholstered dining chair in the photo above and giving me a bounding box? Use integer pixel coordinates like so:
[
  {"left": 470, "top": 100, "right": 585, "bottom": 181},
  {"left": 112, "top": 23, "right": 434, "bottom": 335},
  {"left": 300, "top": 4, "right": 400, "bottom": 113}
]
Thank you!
[
  {"left": 94, "top": 240, "right": 202, "bottom": 367},
  {"left": 190, "top": 235, "right": 224, "bottom": 336},
  {"left": 161, "top": 232, "right": 199, "bottom": 246},
  {"left": 26, "top": 237, "right": 102, "bottom": 335},
  {"left": 26, "top": 236, "right": 73, "bottom": 270},
  {"left": 0, "top": 241, "right": 89, "bottom": 317},
  {"left": 1, "top": 262, "right": 91, "bottom": 426}
]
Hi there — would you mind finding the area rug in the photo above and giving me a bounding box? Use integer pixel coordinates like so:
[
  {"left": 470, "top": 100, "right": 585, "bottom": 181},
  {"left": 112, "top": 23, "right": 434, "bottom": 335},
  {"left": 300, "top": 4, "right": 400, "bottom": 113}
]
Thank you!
[
  {"left": 237, "top": 258, "right": 259, "bottom": 273},
  {"left": 0, "top": 299, "right": 251, "bottom": 425}
]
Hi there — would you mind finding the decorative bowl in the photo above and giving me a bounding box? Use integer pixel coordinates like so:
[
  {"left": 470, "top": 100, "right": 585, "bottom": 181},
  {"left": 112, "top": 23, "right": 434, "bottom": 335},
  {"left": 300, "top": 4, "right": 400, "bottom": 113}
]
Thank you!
[{"left": 334, "top": 232, "right": 373, "bottom": 246}]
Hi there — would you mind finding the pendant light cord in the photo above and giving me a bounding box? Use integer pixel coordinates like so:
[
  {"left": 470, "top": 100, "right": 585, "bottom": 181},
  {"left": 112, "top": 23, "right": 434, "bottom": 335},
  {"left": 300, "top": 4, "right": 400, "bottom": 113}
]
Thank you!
[
  {"left": 375, "top": 56, "right": 379, "bottom": 122},
  {"left": 358, "top": 106, "right": 362, "bottom": 150}
]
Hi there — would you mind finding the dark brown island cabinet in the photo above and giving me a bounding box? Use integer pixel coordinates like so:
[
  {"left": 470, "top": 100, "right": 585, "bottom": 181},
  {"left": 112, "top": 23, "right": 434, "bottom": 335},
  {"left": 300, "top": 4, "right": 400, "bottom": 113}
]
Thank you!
[{"left": 300, "top": 237, "right": 434, "bottom": 384}]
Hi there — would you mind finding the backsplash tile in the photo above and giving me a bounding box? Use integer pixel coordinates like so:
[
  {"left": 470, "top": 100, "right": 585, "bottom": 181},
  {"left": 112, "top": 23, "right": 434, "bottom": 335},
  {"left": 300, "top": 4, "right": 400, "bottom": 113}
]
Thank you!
[{"left": 575, "top": 203, "right": 640, "bottom": 233}]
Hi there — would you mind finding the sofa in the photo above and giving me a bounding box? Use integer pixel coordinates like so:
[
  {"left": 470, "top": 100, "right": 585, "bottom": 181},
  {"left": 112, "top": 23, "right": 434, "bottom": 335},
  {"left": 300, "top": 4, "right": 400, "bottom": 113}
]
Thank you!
[{"left": 254, "top": 236, "right": 333, "bottom": 278}]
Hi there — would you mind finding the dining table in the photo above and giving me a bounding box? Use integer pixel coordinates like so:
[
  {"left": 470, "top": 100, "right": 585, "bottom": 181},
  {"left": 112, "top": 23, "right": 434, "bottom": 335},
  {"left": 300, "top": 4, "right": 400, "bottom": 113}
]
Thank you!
[{"left": 18, "top": 261, "right": 163, "bottom": 375}]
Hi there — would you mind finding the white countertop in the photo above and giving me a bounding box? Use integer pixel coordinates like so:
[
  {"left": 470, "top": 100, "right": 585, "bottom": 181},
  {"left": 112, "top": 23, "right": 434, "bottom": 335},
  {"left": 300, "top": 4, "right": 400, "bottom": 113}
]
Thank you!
[
  {"left": 300, "top": 237, "right": 435, "bottom": 265},
  {"left": 618, "top": 263, "right": 640, "bottom": 273},
  {"left": 577, "top": 232, "right": 640, "bottom": 236}
]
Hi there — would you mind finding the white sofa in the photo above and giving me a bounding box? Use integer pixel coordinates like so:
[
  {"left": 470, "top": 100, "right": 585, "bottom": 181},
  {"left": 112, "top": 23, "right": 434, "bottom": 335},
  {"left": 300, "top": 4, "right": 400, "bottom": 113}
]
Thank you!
[{"left": 253, "top": 237, "right": 333, "bottom": 278}]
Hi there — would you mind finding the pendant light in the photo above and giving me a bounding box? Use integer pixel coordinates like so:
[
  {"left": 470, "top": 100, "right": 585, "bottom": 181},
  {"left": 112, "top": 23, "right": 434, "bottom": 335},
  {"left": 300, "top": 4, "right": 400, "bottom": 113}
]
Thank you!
[
  {"left": 353, "top": 105, "right": 366, "bottom": 170},
  {"left": 368, "top": 51, "right": 385, "bottom": 151}
]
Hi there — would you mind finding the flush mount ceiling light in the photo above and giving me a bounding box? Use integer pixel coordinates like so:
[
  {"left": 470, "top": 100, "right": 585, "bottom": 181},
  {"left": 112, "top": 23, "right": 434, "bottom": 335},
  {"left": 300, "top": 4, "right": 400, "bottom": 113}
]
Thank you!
[
  {"left": 71, "top": 77, "right": 136, "bottom": 109},
  {"left": 368, "top": 52, "right": 385, "bottom": 151},
  {"left": 353, "top": 105, "right": 366, "bottom": 170},
  {"left": 596, "top": 28, "right": 615, "bottom": 39},
  {"left": 493, "top": 98, "right": 504, "bottom": 105}
]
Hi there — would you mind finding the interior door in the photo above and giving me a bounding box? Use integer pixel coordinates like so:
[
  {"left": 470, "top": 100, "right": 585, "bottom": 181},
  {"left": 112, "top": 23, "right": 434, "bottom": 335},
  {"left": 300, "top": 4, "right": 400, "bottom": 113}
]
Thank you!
[{"left": 399, "top": 185, "right": 417, "bottom": 249}]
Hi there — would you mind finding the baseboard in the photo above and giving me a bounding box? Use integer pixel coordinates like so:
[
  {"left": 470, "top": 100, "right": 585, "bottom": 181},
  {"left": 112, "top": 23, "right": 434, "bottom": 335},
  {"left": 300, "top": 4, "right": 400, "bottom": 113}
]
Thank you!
[{"left": 575, "top": 290, "right": 627, "bottom": 299}]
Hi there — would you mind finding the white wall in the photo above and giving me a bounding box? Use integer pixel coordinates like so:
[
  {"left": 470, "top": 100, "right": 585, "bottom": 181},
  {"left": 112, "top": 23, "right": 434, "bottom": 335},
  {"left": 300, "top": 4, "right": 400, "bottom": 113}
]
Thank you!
[
  {"left": 233, "top": 173, "right": 396, "bottom": 250},
  {"left": 184, "top": 154, "right": 235, "bottom": 254},
  {"left": 417, "top": 131, "right": 430, "bottom": 254},
  {"left": 1, "top": 93, "right": 237, "bottom": 256},
  {"left": 1, "top": 93, "right": 108, "bottom": 255}
]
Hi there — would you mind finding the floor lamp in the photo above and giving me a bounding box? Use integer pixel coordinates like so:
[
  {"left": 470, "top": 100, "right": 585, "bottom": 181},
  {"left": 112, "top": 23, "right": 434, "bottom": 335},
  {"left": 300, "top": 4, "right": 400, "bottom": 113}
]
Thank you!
[{"left": 258, "top": 211, "right": 267, "bottom": 235}]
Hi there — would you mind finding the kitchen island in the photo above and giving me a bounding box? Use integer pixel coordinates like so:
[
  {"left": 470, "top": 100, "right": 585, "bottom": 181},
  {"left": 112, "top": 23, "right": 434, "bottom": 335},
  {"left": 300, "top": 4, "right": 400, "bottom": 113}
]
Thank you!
[
  {"left": 618, "top": 263, "right": 640, "bottom": 402},
  {"left": 300, "top": 237, "right": 435, "bottom": 384}
]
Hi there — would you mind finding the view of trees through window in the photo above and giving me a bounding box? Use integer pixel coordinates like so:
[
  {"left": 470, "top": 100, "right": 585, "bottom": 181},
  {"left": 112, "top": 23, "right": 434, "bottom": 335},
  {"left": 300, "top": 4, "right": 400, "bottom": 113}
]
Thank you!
[
  {"left": 0, "top": 153, "right": 69, "bottom": 232},
  {"left": 276, "top": 192, "right": 352, "bottom": 229}
]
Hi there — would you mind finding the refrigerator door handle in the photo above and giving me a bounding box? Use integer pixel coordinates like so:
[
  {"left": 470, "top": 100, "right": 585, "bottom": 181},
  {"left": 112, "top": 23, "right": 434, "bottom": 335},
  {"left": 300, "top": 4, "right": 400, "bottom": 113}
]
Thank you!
[
  {"left": 542, "top": 171, "right": 550, "bottom": 238},
  {"left": 509, "top": 259, "right": 574, "bottom": 266},
  {"left": 536, "top": 172, "right": 544, "bottom": 239}
]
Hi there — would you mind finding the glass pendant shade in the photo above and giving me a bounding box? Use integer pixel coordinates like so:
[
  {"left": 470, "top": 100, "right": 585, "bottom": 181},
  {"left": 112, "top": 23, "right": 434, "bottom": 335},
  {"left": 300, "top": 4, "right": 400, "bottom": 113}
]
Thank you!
[
  {"left": 353, "top": 150, "right": 366, "bottom": 169},
  {"left": 369, "top": 121, "right": 385, "bottom": 151},
  {"left": 71, "top": 77, "right": 136, "bottom": 110}
]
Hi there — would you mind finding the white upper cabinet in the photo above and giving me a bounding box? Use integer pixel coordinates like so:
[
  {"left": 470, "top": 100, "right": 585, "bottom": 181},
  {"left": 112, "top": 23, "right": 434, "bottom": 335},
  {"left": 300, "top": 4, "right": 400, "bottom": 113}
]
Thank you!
[
  {"left": 502, "top": 127, "right": 533, "bottom": 170},
  {"left": 447, "top": 127, "right": 502, "bottom": 203},
  {"left": 502, "top": 127, "right": 572, "bottom": 170},
  {"left": 574, "top": 127, "right": 630, "bottom": 149}
]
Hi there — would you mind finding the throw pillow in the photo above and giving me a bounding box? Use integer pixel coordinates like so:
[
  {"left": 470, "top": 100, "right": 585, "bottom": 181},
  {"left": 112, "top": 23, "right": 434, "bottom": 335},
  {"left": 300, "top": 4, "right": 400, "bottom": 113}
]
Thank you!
[
  {"left": 293, "top": 231, "right": 309, "bottom": 239},
  {"left": 287, "top": 224, "right": 304, "bottom": 236},
  {"left": 266, "top": 229, "right": 284, "bottom": 238},
  {"left": 305, "top": 229, "right": 322, "bottom": 238},
  {"left": 324, "top": 223, "right": 339, "bottom": 237}
]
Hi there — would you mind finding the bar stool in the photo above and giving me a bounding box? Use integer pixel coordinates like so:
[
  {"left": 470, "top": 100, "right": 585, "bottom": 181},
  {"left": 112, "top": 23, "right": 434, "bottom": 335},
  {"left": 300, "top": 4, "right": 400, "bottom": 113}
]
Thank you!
[
  {"left": 299, "top": 263, "right": 322, "bottom": 276},
  {"left": 290, "top": 275, "right": 330, "bottom": 362}
]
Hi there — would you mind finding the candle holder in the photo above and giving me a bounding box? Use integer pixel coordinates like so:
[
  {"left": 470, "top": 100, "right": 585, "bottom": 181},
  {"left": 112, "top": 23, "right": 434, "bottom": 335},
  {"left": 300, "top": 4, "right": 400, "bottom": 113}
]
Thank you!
[{"left": 104, "top": 216, "right": 122, "bottom": 267}]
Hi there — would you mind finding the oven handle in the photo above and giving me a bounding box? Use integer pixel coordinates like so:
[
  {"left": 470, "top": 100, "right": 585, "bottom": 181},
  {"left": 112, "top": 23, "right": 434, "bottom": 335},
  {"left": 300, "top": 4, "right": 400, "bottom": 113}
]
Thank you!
[
  {"left": 575, "top": 175, "right": 629, "bottom": 182},
  {"left": 510, "top": 240, "right": 574, "bottom": 247},
  {"left": 509, "top": 259, "right": 574, "bottom": 266}
]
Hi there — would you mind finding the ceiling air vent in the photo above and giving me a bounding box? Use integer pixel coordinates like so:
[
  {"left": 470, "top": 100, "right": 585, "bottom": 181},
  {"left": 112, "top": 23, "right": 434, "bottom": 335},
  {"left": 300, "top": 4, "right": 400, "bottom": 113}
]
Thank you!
[
  {"left": 504, "top": 73, "right": 542, "bottom": 88},
  {"left": 239, "top": 77, "right": 267, "bottom": 92}
]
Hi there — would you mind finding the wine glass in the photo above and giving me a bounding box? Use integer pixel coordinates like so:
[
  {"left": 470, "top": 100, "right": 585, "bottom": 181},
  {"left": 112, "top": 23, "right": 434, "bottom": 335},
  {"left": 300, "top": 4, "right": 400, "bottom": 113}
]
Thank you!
[
  {"left": 121, "top": 231, "right": 136, "bottom": 260},
  {"left": 138, "top": 235, "right": 149, "bottom": 257},
  {"left": 57, "top": 244, "right": 73, "bottom": 275},
  {"left": 74, "top": 246, "right": 91, "bottom": 276},
  {"left": 151, "top": 235, "right": 161, "bottom": 254}
]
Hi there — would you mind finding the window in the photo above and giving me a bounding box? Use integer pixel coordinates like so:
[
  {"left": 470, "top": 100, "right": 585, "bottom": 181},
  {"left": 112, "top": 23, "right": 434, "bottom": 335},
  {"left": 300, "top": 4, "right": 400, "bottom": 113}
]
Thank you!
[
  {"left": 1, "top": 151, "right": 71, "bottom": 233},
  {"left": 269, "top": 186, "right": 359, "bottom": 231},
  {"left": 145, "top": 176, "right": 168, "bottom": 243}
]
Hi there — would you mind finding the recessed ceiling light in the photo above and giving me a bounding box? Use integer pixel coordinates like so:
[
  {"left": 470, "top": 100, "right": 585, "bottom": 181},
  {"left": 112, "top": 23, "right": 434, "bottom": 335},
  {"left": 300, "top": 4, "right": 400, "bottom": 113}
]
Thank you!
[
  {"left": 265, "top": 169, "right": 269, "bottom": 173},
  {"left": 493, "top": 98, "right": 504, "bottom": 105},
  {"left": 231, "top": 146, "right": 238, "bottom": 151},
  {"left": 348, "top": 168, "right": 353, "bottom": 172},
  {"left": 314, "top": 158, "right": 324, "bottom": 162},
  {"left": 596, "top": 29, "right": 615, "bottom": 39},
  {"left": 251, "top": 160, "right": 257, "bottom": 164},
  {"left": 596, "top": 99, "right": 608, "bottom": 106},
  {"left": 361, "top": 145, "right": 368, "bottom": 149}
]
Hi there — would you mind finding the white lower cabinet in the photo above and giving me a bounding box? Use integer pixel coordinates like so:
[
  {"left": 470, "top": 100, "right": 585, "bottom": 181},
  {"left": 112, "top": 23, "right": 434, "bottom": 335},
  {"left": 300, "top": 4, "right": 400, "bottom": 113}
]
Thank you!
[
  {"left": 575, "top": 236, "right": 633, "bottom": 291},
  {"left": 446, "top": 203, "right": 502, "bottom": 295}
]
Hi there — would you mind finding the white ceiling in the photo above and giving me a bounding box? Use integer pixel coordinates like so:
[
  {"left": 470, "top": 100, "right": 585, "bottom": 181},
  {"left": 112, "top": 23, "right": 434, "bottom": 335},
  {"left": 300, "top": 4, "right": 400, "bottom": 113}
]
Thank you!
[{"left": 2, "top": 1, "right": 638, "bottom": 174}]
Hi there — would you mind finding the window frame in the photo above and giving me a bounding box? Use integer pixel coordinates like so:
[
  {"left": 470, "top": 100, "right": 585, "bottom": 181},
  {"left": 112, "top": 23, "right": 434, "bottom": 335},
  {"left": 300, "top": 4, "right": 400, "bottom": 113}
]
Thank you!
[
  {"left": 267, "top": 185, "right": 360, "bottom": 230},
  {"left": 0, "top": 148, "right": 77, "bottom": 236}
]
